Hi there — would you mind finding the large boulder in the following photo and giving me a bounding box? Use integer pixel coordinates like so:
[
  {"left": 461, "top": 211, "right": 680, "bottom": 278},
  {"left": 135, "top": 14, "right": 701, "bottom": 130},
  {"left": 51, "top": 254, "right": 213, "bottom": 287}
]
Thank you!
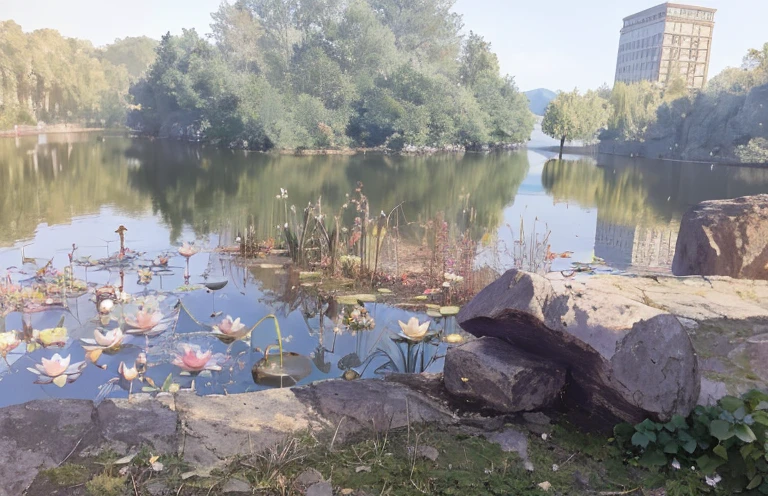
[
  {"left": 457, "top": 269, "right": 700, "bottom": 426},
  {"left": 673, "top": 195, "right": 768, "bottom": 280},
  {"left": 444, "top": 337, "right": 566, "bottom": 412}
]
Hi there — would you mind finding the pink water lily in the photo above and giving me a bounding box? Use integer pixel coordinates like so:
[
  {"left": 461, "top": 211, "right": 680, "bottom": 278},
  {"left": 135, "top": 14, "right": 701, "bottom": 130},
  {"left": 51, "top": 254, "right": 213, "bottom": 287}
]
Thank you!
[
  {"left": 27, "top": 353, "right": 86, "bottom": 387},
  {"left": 125, "top": 309, "right": 167, "bottom": 336},
  {"left": 211, "top": 316, "right": 248, "bottom": 340},
  {"left": 178, "top": 242, "right": 198, "bottom": 258},
  {"left": 81, "top": 328, "right": 124, "bottom": 351},
  {"left": 172, "top": 344, "right": 221, "bottom": 372}
]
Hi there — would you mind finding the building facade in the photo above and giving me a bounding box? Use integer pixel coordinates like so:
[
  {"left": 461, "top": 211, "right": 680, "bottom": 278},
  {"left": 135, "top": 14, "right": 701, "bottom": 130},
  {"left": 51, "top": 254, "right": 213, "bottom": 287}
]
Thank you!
[{"left": 615, "top": 3, "right": 716, "bottom": 90}]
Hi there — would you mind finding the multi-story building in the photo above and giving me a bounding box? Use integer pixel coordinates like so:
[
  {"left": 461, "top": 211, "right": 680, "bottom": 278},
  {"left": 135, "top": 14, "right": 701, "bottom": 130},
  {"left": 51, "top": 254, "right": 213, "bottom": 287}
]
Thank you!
[{"left": 615, "top": 3, "right": 716, "bottom": 90}]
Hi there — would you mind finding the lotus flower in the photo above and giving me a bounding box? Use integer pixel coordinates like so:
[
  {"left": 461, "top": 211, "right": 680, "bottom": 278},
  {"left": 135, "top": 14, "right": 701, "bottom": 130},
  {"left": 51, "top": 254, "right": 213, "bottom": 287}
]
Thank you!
[
  {"left": 35, "top": 326, "right": 68, "bottom": 347},
  {"left": 172, "top": 344, "right": 221, "bottom": 373},
  {"left": 0, "top": 332, "right": 21, "bottom": 358},
  {"left": 119, "top": 361, "right": 139, "bottom": 381},
  {"left": 211, "top": 316, "right": 248, "bottom": 341},
  {"left": 27, "top": 353, "right": 86, "bottom": 387},
  {"left": 81, "top": 328, "right": 124, "bottom": 351},
  {"left": 178, "top": 242, "right": 198, "bottom": 258},
  {"left": 397, "top": 317, "right": 431, "bottom": 342},
  {"left": 125, "top": 309, "right": 167, "bottom": 336}
]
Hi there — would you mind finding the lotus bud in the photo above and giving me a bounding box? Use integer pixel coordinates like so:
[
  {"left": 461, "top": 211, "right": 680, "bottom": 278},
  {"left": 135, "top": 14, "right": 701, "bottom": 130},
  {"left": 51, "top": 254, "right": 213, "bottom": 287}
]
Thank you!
[{"left": 99, "top": 298, "right": 114, "bottom": 314}]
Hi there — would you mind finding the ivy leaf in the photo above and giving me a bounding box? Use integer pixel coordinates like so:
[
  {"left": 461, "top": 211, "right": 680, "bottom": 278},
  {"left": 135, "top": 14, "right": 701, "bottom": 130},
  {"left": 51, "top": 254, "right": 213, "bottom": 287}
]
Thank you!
[
  {"left": 734, "top": 424, "right": 757, "bottom": 443},
  {"left": 748, "top": 475, "right": 763, "bottom": 490},
  {"left": 713, "top": 444, "right": 728, "bottom": 460},
  {"left": 710, "top": 419, "right": 734, "bottom": 441},
  {"left": 742, "top": 444, "right": 756, "bottom": 460}
]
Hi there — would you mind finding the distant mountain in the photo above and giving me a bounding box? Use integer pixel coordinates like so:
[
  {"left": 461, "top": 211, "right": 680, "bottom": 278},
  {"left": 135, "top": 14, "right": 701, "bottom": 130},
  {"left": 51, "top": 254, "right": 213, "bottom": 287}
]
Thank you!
[{"left": 524, "top": 88, "right": 557, "bottom": 116}]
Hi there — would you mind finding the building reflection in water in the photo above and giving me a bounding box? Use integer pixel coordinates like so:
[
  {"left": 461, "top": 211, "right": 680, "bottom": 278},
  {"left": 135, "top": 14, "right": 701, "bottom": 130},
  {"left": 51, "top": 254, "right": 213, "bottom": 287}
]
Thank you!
[{"left": 594, "top": 218, "right": 680, "bottom": 271}]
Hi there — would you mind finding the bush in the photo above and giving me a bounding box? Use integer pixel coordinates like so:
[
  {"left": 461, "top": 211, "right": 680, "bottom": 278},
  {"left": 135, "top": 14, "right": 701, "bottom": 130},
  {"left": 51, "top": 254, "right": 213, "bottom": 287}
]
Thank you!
[{"left": 615, "top": 390, "right": 768, "bottom": 494}]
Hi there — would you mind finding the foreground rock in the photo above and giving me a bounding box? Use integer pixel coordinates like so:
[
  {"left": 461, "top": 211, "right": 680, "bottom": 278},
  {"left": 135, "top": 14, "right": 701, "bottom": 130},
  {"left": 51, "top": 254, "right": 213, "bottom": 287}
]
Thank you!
[
  {"left": 444, "top": 337, "right": 566, "bottom": 412},
  {"left": 457, "top": 269, "right": 700, "bottom": 426},
  {"left": 673, "top": 195, "right": 768, "bottom": 280}
]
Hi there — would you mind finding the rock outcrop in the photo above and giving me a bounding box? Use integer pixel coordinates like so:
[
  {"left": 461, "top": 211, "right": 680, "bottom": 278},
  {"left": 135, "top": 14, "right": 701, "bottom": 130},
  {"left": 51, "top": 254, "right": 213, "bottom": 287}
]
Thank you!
[
  {"left": 456, "top": 269, "right": 701, "bottom": 426},
  {"left": 672, "top": 195, "right": 768, "bottom": 280},
  {"left": 444, "top": 337, "right": 566, "bottom": 412}
]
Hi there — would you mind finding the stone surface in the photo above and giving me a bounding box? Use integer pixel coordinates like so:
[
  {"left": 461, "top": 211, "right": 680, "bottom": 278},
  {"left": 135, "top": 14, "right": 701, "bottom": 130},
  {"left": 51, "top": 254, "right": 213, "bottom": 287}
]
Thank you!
[
  {"left": 95, "top": 396, "right": 178, "bottom": 453},
  {"left": 414, "top": 445, "right": 439, "bottom": 461},
  {"left": 175, "top": 388, "right": 327, "bottom": 468},
  {"left": 444, "top": 337, "right": 565, "bottom": 412},
  {"left": 457, "top": 269, "right": 701, "bottom": 426},
  {"left": 293, "top": 378, "right": 456, "bottom": 443},
  {"left": 306, "top": 481, "right": 333, "bottom": 496},
  {"left": 222, "top": 478, "right": 253, "bottom": 493},
  {"left": 0, "top": 400, "right": 96, "bottom": 496},
  {"left": 295, "top": 468, "right": 324, "bottom": 488},
  {"left": 488, "top": 428, "right": 531, "bottom": 468},
  {"left": 673, "top": 195, "right": 768, "bottom": 280}
]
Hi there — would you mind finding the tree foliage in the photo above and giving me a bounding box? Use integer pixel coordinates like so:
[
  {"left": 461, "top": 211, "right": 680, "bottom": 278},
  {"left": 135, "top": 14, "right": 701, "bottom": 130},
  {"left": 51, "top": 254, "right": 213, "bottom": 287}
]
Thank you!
[
  {"left": 542, "top": 89, "right": 610, "bottom": 150},
  {"left": 131, "top": 0, "right": 533, "bottom": 150},
  {"left": 0, "top": 21, "right": 156, "bottom": 129}
]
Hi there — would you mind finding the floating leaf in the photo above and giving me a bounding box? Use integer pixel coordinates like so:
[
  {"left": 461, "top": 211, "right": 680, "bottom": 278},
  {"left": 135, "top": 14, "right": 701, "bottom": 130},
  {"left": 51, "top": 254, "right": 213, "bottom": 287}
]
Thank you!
[
  {"left": 336, "top": 294, "right": 376, "bottom": 305},
  {"left": 440, "top": 306, "right": 460, "bottom": 316}
]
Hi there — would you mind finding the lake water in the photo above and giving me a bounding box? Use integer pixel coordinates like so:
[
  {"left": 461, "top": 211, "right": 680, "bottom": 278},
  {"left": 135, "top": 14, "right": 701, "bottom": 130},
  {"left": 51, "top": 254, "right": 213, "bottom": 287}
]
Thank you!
[{"left": 2, "top": 131, "right": 768, "bottom": 408}]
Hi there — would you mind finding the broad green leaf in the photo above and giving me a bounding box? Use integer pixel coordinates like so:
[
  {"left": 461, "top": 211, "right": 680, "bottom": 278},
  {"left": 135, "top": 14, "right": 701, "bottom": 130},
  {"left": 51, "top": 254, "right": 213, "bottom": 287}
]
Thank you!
[
  {"left": 682, "top": 439, "right": 697, "bottom": 454},
  {"left": 734, "top": 423, "right": 757, "bottom": 443},
  {"left": 756, "top": 401, "right": 768, "bottom": 411},
  {"left": 710, "top": 419, "right": 733, "bottom": 441},
  {"left": 631, "top": 432, "right": 650, "bottom": 448},
  {"left": 719, "top": 395, "right": 745, "bottom": 413},
  {"left": 742, "top": 444, "right": 756, "bottom": 460},
  {"left": 748, "top": 475, "right": 763, "bottom": 490},
  {"left": 663, "top": 442, "right": 679, "bottom": 454},
  {"left": 638, "top": 449, "right": 667, "bottom": 467},
  {"left": 734, "top": 406, "right": 747, "bottom": 421},
  {"left": 696, "top": 454, "right": 725, "bottom": 474},
  {"left": 614, "top": 423, "right": 635, "bottom": 439},
  {"left": 161, "top": 373, "right": 173, "bottom": 392},
  {"left": 638, "top": 418, "right": 658, "bottom": 433},
  {"left": 713, "top": 444, "right": 728, "bottom": 460}
]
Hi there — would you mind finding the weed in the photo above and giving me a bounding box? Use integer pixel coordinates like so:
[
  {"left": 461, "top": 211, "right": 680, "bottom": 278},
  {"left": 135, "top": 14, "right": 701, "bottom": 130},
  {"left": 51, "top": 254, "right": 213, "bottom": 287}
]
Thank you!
[
  {"left": 85, "top": 472, "right": 125, "bottom": 496},
  {"left": 41, "top": 463, "right": 89, "bottom": 486}
]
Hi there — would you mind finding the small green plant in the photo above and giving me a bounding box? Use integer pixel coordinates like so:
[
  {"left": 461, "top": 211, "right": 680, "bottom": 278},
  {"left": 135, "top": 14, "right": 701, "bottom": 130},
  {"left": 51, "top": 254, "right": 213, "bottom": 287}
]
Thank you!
[
  {"left": 615, "top": 389, "right": 768, "bottom": 494},
  {"left": 41, "top": 463, "right": 89, "bottom": 486},
  {"left": 85, "top": 472, "right": 125, "bottom": 496}
]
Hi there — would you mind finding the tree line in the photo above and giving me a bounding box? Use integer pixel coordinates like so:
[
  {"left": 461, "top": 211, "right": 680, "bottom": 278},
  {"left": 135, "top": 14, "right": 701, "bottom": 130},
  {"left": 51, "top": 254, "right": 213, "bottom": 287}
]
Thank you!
[
  {"left": 0, "top": 21, "right": 156, "bottom": 130},
  {"left": 542, "top": 43, "right": 768, "bottom": 159},
  {"left": 129, "top": 0, "right": 535, "bottom": 151}
]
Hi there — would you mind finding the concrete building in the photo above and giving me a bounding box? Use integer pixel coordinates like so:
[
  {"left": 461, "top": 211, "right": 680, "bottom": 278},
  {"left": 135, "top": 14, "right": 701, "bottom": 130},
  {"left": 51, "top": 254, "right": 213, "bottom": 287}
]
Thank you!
[{"left": 615, "top": 3, "right": 716, "bottom": 90}]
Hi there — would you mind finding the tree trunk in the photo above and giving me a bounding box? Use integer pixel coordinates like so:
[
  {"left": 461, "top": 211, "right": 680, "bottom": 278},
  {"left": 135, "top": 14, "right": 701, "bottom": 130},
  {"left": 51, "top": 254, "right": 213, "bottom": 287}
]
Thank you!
[{"left": 559, "top": 136, "right": 566, "bottom": 159}]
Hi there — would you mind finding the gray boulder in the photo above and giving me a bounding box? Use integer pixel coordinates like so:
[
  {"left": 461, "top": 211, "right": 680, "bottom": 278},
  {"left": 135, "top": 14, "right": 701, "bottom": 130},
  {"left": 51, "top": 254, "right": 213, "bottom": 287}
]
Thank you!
[
  {"left": 444, "top": 337, "right": 565, "bottom": 412},
  {"left": 457, "top": 269, "right": 700, "bottom": 425},
  {"left": 673, "top": 195, "right": 768, "bottom": 280}
]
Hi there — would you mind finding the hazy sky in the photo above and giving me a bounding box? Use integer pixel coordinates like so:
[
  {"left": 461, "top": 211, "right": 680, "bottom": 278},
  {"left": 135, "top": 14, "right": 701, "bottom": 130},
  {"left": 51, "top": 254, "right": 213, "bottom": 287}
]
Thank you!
[{"left": 2, "top": 0, "right": 765, "bottom": 92}]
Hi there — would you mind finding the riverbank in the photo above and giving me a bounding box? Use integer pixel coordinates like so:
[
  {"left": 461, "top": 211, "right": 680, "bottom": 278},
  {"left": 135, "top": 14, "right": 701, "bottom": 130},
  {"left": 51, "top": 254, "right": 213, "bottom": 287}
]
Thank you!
[{"left": 0, "top": 124, "right": 109, "bottom": 138}]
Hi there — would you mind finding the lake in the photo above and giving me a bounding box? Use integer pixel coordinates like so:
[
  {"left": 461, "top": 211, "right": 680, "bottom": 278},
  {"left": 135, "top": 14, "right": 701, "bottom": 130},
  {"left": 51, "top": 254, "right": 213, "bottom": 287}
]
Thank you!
[{"left": 2, "top": 131, "right": 768, "bottom": 408}]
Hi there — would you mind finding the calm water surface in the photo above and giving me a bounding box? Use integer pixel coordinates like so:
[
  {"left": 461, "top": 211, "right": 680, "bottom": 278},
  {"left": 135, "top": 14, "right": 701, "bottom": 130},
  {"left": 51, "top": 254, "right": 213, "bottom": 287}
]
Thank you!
[{"left": 2, "top": 131, "right": 768, "bottom": 407}]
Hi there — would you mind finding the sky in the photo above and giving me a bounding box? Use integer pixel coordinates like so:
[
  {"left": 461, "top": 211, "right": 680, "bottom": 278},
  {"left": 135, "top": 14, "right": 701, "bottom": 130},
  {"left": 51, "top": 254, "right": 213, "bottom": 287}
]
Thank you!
[{"left": 2, "top": 0, "right": 766, "bottom": 92}]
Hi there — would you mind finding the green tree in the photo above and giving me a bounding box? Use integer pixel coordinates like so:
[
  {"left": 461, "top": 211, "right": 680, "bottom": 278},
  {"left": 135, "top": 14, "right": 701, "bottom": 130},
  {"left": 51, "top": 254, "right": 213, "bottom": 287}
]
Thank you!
[
  {"left": 101, "top": 36, "right": 157, "bottom": 80},
  {"left": 459, "top": 31, "right": 500, "bottom": 87},
  {"left": 542, "top": 89, "right": 610, "bottom": 158}
]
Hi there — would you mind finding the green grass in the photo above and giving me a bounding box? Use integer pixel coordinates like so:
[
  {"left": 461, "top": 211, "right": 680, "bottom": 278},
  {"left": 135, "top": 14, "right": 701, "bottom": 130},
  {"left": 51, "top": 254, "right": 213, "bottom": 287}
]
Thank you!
[{"left": 40, "top": 463, "right": 89, "bottom": 486}]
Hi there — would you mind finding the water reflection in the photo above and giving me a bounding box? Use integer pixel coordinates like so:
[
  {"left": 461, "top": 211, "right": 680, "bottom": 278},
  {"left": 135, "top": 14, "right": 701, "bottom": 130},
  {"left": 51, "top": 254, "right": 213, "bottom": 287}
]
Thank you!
[{"left": 542, "top": 156, "right": 768, "bottom": 269}]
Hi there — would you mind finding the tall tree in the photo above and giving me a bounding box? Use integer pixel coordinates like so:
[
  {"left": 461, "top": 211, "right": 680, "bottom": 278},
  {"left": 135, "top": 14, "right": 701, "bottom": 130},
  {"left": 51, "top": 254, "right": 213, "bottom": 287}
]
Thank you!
[{"left": 542, "top": 89, "right": 610, "bottom": 158}]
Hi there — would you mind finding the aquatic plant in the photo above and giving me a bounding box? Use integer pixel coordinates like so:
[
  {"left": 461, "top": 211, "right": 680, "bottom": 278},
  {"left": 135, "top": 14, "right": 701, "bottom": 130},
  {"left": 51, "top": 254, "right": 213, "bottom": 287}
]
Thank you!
[
  {"left": 171, "top": 344, "right": 222, "bottom": 373},
  {"left": 211, "top": 315, "right": 248, "bottom": 342},
  {"left": 397, "top": 317, "right": 431, "bottom": 343},
  {"left": 124, "top": 308, "right": 167, "bottom": 336},
  {"left": 118, "top": 361, "right": 139, "bottom": 381},
  {"left": 250, "top": 314, "right": 285, "bottom": 367},
  {"left": 27, "top": 353, "right": 86, "bottom": 387},
  {"left": 178, "top": 242, "right": 198, "bottom": 258},
  {"left": 81, "top": 328, "right": 124, "bottom": 352},
  {"left": 0, "top": 331, "right": 21, "bottom": 358}
]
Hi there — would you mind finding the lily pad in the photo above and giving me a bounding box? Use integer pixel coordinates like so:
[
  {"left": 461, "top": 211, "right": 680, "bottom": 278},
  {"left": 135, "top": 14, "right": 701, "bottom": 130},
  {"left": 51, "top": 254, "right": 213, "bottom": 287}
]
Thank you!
[
  {"left": 299, "top": 272, "right": 322, "bottom": 280},
  {"left": 252, "top": 352, "right": 312, "bottom": 387},
  {"left": 336, "top": 294, "right": 377, "bottom": 305},
  {"left": 377, "top": 288, "right": 393, "bottom": 294},
  {"left": 204, "top": 280, "right": 228, "bottom": 291},
  {"left": 426, "top": 310, "right": 442, "bottom": 319},
  {"left": 440, "top": 306, "right": 460, "bottom": 316},
  {"left": 413, "top": 295, "right": 428, "bottom": 301},
  {"left": 259, "top": 264, "right": 284, "bottom": 269},
  {"left": 425, "top": 304, "right": 440, "bottom": 310}
]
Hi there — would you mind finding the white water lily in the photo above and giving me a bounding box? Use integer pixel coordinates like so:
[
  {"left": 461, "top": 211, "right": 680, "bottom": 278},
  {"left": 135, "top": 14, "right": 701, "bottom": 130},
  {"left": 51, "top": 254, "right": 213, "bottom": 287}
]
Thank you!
[
  {"left": 27, "top": 353, "right": 86, "bottom": 387},
  {"left": 118, "top": 361, "right": 139, "bottom": 381},
  {"left": 397, "top": 317, "right": 431, "bottom": 342},
  {"left": 81, "top": 328, "right": 124, "bottom": 351}
]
